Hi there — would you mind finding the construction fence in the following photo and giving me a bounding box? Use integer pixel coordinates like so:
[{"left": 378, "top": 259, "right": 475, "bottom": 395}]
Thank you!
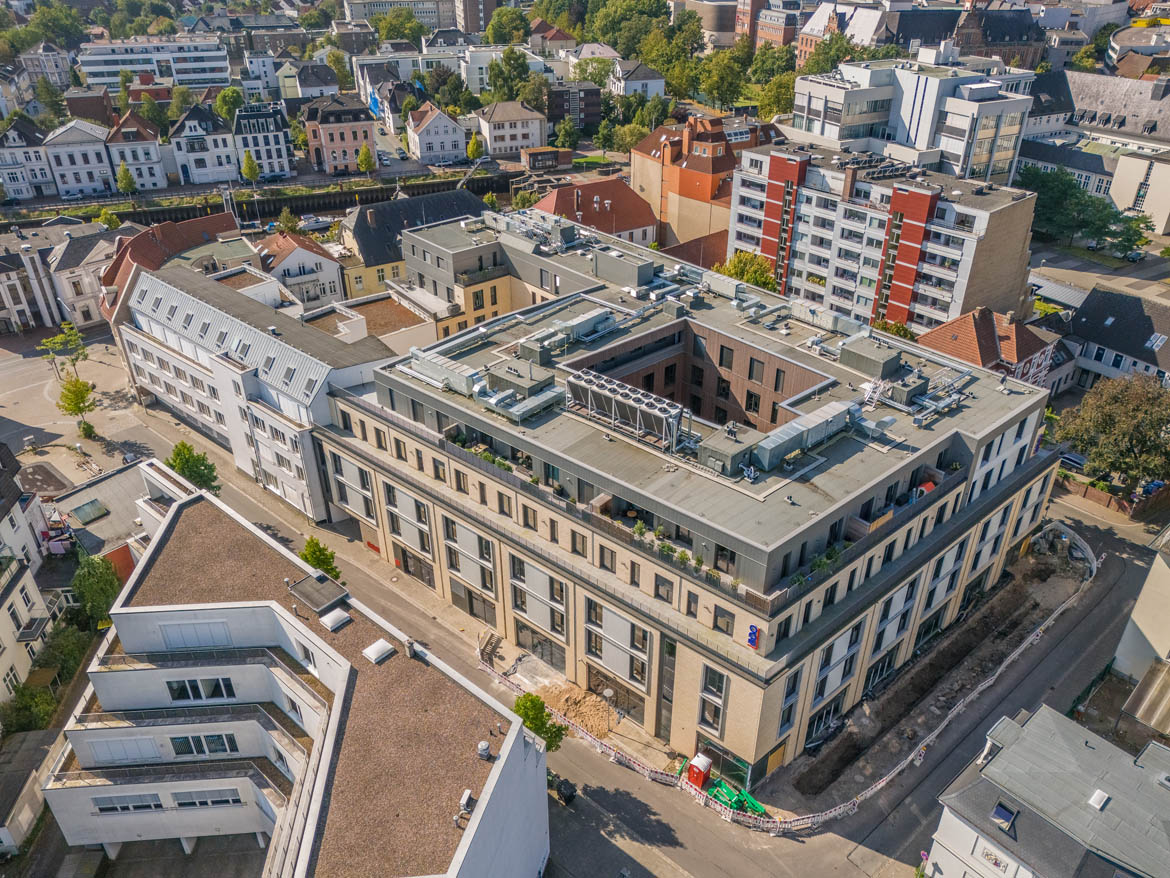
[{"left": 479, "top": 523, "right": 1100, "bottom": 837}]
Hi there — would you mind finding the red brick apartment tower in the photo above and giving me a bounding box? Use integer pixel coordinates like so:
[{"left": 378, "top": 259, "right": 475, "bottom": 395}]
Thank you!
[
  {"left": 872, "top": 187, "right": 939, "bottom": 324},
  {"left": 760, "top": 150, "right": 808, "bottom": 291}
]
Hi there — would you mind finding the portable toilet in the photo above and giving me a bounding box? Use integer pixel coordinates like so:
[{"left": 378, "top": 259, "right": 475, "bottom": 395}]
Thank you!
[{"left": 688, "top": 752, "right": 713, "bottom": 787}]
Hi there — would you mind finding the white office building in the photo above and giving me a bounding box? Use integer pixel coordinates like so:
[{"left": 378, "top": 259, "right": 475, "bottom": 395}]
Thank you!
[
  {"left": 243, "top": 50, "right": 279, "bottom": 98},
  {"left": 106, "top": 267, "right": 392, "bottom": 521},
  {"left": 41, "top": 463, "right": 550, "bottom": 875},
  {"left": 43, "top": 120, "right": 114, "bottom": 198},
  {"left": 77, "top": 35, "right": 231, "bottom": 90}
]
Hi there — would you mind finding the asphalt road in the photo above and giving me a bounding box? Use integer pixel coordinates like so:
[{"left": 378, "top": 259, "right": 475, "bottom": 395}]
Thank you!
[{"left": 2, "top": 335, "right": 1155, "bottom": 878}]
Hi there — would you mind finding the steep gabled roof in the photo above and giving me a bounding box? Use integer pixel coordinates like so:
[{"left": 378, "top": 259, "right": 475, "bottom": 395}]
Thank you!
[
  {"left": 614, "top": 60, "right": 663, "bottom": 82},
  {"left": 474, "top": 100, "right": 544, "bottom": 122},
  {"left": 43, "top": 118, "right": 109, "bottom": 145},
  {"left": 106, "top": 109, "right": 159, "bottom": 144},
  {"left": 341, "top": 190, "right": 486, "bottom": 268},
  {"left": 1069, "top": 286, "right": 1170, "bottom": 370},
  {"left": 254, "top": 231, "right": 337, "bottom": 269},
  {"left": 916, "top": 307, "right": 1052, "bottom": 369},
  {"left": 297, "top": 62, "right": 339, "bottom": 88},
  {"left": 533, "top": 178, "right": 656, "bottom": 235},
  {"left": 0, "top": 116, "right": 48, "bottom": 147},
  {"left": 167, "top": 103, "right": 229, "bottom": 139},
  {"left": 407, "top": 100, "right": 454, "bottom": 132}
]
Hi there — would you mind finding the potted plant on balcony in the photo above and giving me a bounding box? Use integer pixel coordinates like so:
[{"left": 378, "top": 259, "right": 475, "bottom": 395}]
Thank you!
[
  {"left": 676, "top": 549, "right": 691, "bottom": 568},
  {"left": 659, "top": 543, "right": 676, "bottom": 560},
  {"left": 633, "top": 519, "right": 647, "bottom": 540},
  {"left": 810, "top": 554, "right": 831, "bottom": 574}
]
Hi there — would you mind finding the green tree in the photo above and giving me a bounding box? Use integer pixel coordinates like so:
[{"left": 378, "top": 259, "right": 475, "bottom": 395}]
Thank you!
[
  {"left": 289, "top": 116, "right": 308, "bottom": 150},
  {"left": 594, "top": 118, "right": 614, "bottom": 153},
  {"left": 326, "top": 48, "right": 354, "bottom": 90},
  {"left": 512, "top": 189, "right": 539, "bottom": 209},
  {"left": 98, "top": 207, "right": 121, "bottom": 229},
  {"left": 241, "top": 150, "right": 260, "bottom": 187},
  {"left": 572, "top": 56, "right": 615, "bottom": 88},
  {"left": 1014, "top": 166, "right": 1088, "bottom": 243},
  {"left": 612, "top": 122, "right": 649, "bottom": 154},
  {"left": 71, "top": 551, "right": 122, "bottom": 625},
  {"left": 299, "top": 535, "right": 342, "bottom": 580},
  {"left": 167, "top": 84, "right": 195, "bottom": 120},
  {"left": 57, "top": 373, "right": 96, "bottom": 434},
  {"left": 276, "top": 205, "right": 299, "bottom": 233},
  {"left": 34, "top": 625, "right": 92, "bottom": 680},
  {"left": 633, "top": 93, "right": 670, "bottom": 131},
  {"left": 513, "top": 693, "right": 568, "bottom": 751},
  {"left": 749, "top": 43, "right": 795, "bottom": 83},
  {"left": 1110, "top": 213, "right": 1153, "bottom": 255},
  {"left": 38, "top": 320, "right": 87, "bottom": 379},
  {"left": 1069, "top": 45, "right": 1097, "bottom": 72},
  {"left": 370, "top": 7, "right": 427, "bottom": 47},
  {"left": 357, "top": 142, "right": 376, "bottom": 176},
  {"left": 213, "top": 86, "right": 244, "bottom": 124},
  {"left": 0, "top": 684, "right": 56, "bottom": 733},
  {"left": 700, "top": 50, "right": 745, "bottom": 109},
  {"left": 28, "top": 1, "right": 85, "bottom": 47},
  {"left": 589, "top": 0, "right": 670, "bottom": 58},
  {"left": 712, "top": 250, "right": 776, "bottom": 291},
  {"left": 34, "top": 76, "right": 64, "bottom": 120},
  {"left": 399, "top": 94, "right": 419, "bottom": 121},
  {"left": 1056, "top": 375, "right": 1170, "bottom": 486},
  {"left": 664, "top": 58, "right": 700, "bottom": 101},
  {"left": 728, "top": 33, "right": 755, "bottom": 72},
  {"left": 487, "top": 45, "right": 531, "bottom": 100},
  {"left": 482, "top": 191, "right": 498, "bottom": 209},
  {"left": 165, "top": 441, "right": 221, "bottom": 493},
  {"left": 554, "top": 116, "right": 580, "bottom": 149},
  {"left": 117, "top": 68, "right": 133, "bottom": 114},
  {"left": 138, "top": 94, "right": 169, "bottom": 135},
  {"left": 517, "top": 71, "right": 550, "bottom": 114},
  {"left": 115, "top": 159, "right": 136, "bottom": 196},
  {"left": 1035, "top": 59, "right": 1052, "bottom": 73},
  {"left": 467, "top": 131, "right": 484, "bottom": 161},
  {"left": 1092, "top": 23, "right": 1120, "bottom": 57},
  {"left": 758, "top": 71, "right": 796, "bottom": 119},
  {"left": 485, "top": 5, "right": 530, "bottom": 44},
  {"left": 872, "top": 319, "right": 915, "bottom": 339}
]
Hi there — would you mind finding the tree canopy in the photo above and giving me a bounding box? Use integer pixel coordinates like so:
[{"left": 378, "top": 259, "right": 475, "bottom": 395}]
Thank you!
[
  {"left": 213, "top": 86, "right": 244, "bottom": 124},
  {"left": 370, "top": 8, "right": 427, "bottom": 47},
  {"left": 713, "top": 251, "right": 776, "bottom": 291},
  {"left": 700, "top": 49, "right": 745, "bottom": 109},
  {"left": 299, "top": 536, "right": 342, "bottom": 580},
  {"left": 1056, "top": 375, "right": 1170, "bottom": 486},
  {"left": 749, "top": 43, "right": 795, "bottom": 83},
  {"left": 1015, "top": 166, "right": 1151, "bottom": 252},
  {"left": 165, "top": 441, "right": 221, "bottom": 494},
  {"left": 487, "top": 46, "right": 532, "bottom": 100},
  {"left": 513, "top": 693, "right": 568, "bottom": 751},
  {"left": 71, "top": 552, "right": 122, "bottom": 624},
  {"left": 612, "top": 122, "right": 649, "bottom": 154},
  {"left": 572, "top": 56, "right": 616, "bottom": 88},
  {"left": 554, "top": 116, "right": 580, "bottom": 148},
  {"left": 57, "top": 373, "right": 96, "bottom": 431},
  {"left": 485, "top": 6, "right": 530, "bottom": 44}
]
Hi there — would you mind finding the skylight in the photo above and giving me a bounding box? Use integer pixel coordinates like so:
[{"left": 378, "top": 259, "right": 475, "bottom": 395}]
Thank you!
[
  {"left": 990, "top": 802, "right": 1017, "bottom": 832},
  {"left": 1103, "top": 316, "right": 1114, "bottom": 327}
]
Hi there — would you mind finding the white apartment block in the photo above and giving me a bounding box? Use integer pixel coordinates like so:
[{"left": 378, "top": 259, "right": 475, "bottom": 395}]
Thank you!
[
  {"left": 77, "top": 35, "right": 231, "bottom": 90},
  {"left": 460, "top": 45, "right": 551, "bottom": 95},
  {"left": 789, "top": 41, "right": 1033, "bottom": 184},
  {"left": 170, "top": 105, "right": 237, "bottom": 186},
  {"left": 43, "top": 474, "right": 549, "bottom": 875},
  {"left": 107, "top": 267, "right": 392, "bottom": 521},
  {"left": 18, "top": 41, "right": 71, "bottom": 90},
  {"left": 344, "top": 0, "right": 455, "bottom": 29},
  {"left": 406, "top": 102, "right": 466, "bottom": 164},
  {"left": 43, "top": 120, "right": 114, "bottom": 198},
  {"left": 243, "top": 50, "right": 278, "bottom": 97},
  {"left": 0, "top": 117, "right": 56, "bottom": 201},
  {"left": 472, "top": 101, "right": 546, "bottom": 158}
]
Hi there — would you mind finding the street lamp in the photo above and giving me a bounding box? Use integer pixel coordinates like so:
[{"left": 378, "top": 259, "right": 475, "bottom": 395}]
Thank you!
[{"left": 603, "top": 688, "right": 615, "bottom": 733}]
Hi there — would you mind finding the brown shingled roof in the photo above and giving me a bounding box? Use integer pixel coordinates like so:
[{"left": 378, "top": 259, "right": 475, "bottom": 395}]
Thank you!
[{"left": 916, "top": 306, "right": 1051, "bottom": 369}]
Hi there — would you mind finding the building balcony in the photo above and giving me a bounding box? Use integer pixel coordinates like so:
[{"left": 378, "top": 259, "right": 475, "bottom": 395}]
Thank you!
[
  {"left": 0, "top": 555, "right": 22, "bottom": 593},
  {"left": 15, "top": 612, "right": 50, "bottom": 643},
  {"left": 455, "top": 264, "right": 509, "bottom": 286}
]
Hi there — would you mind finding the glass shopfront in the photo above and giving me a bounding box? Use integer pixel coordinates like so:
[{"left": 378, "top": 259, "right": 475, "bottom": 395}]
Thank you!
[
  {"left": 516, "top": 619, "right": 566, "bottom": 673},
  {"left": 586, "top": 663, "right": 645, "bottom": 725}
]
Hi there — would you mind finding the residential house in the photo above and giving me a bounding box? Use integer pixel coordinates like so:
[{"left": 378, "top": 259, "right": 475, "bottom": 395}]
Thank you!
[
  {"left": 105, "top": 267, "right": 392, "bottom": 520},
  {"left": 275, "top": 59, "right": 302, "bottom": 100},
  {"left": 44, "top": 119, "right": 114, "bottom": 197},
  {"left": 0, "top": 117, "right": 55, "bottom": 200},
  {"left": 915, "top": 307, "right": 1058, "bottom": 390},
  {"left": 126, "top": 72, "right": 172, "bottom": 105},
  {"left": 296, "top": 62, "right": 340, "bottom": 99},
  {"left": 1044, "top": 26, "right": 1090, "bottom": 70},
  {"left": 63, "top": 86, "right": 117, "bottom": 127},
  {"left": 243, "top": 50, "right": 279, "bottom": 99},
  {"left": 302, "top": 93, "right": 377, "bottom": 174},
  {"left": 533, "top": 179, "right": 658, "bottom": 245},
  {"left": 170, "top": 105, "right": 237, "bottom": 185},
  {"left": 337, "top": 189, "right": 486, "bottom": 299},
  {"left": 547, "top": 80, "right": 602, "bottom": 130},
  {"left": 372, "top": 81, "right": 416, "bottom": 131},
  {"left": 725, "top": 142, "right": 1037, "bottom": 329},
  {"left": 77, "top": 35, "right": 230, "bottom": 90},
  {"left": 1062, "top": 285, "right": 1170, "bottom": 389},
  {"left": 105, "top": 111, "right": 167, "bottom": 191},
  {"left": 41, "top": 470, "right": 549, "bottom": 876},
  {"left": 607, "top": 60, "right": 666, "bottom": 98},
  {"left": 254, "top": 232, "right": 345, "bottom": 306},
  {"left": 17, "top": 41, "right": 71, "bottom": 90},
  {"left": 232, "top": 103, "right": 295, "bottom": 180},
  {"left": 187, "top": 12, "right": 300, "bottom": 57},
  {"left": 472, "top": 101, "right": 546, "bottom": 158},
  {"left": 927, "top": 705, "right": 1170, "bottom": 878},
  {"left": 47, "top": 223, "right": 144, "bottom": 328},
  {"left": 530, "top": 19, "right": 577, "bottom": 56},
  {"left": 0, "top": 65, "right": 32, "bottom": 119},
  {"left": 461, "top": 45, "right": 551, "bottom": 95},
  {"left": 423, "top": 28, "right": 480, "bottom": 52},
  {"left": 405, "top": 101, "right": 465, "bottom": 164}
]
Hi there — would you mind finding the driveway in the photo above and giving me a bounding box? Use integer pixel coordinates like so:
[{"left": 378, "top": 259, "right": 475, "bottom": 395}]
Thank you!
[{"left": 1031, "top": 245, "right": 1170, "bottom": 305}]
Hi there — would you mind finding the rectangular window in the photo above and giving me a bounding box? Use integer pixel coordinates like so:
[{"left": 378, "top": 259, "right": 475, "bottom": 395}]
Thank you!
[
  {"left": 587, "top": 630, "right": 603, "bottom": 657},
  {"left": 713, "top": 606, "right": 735, "bottom": 636},
  {"left": 686, "top": 591, "right": 698, "bottom": 617},
  {"left": 719, "top": 345, "right": 734, "bottom": 368},
  {"left": 654, "top": 574, "right": 673, "bottom": 603},
  {"left": 599, "top": 544, "right": 615, "bottom": 572},
  {"left": 522, "top": 505, "right": 538, "bottom": 529},
  {"left": 497, "top": 493, "right": 512, "bottom": 516},
  {"left": 570, "top": 531, "right": 587, "bottom": 556},
  {"left": 586, "top": 598, "right": 603, "bottom": 626}
]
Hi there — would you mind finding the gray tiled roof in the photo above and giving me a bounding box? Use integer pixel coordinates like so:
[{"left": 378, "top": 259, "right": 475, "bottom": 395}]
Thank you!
[
  {"left": 49, "top": 223, "right": 143, "bottom": 272},
  {"left": 1028, "top": 70, "right": 1076, "bottom": 116},
  {"left": 1069, "top": 286, "right": 1170, "bottom": 370},
  {"left": 1065, "top": 70, "right": 1170, "bottom": 145},
  {"left": 1017, "top": 139, "right": 1117, "bottom": 175},
  {"left": 341, "top": 190, "right": 486, "bottom": 268},
  {"left": 941, "top": 705, "right": 1170, "bottom": 878}
]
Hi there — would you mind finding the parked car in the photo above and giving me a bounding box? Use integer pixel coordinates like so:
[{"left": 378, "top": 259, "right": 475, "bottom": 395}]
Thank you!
[
  {"left": 60, "top": 192, "right": 83, "bottom": 202},
  {"left": 1060, "top": 451, "right": 1087, "bottom": 472},
  {"left": 1127, "top": 250, "right": 1147, "bottom": 262},
  {"left": 378, "top": 126, "right": 387, "bottom": 135},
  {"left": 258, "top": 173, "right": 283, "bottom": 183},
  {"left": 1085, "top": 240, "right": 1100, "bottom": 251},
  {"left": 299, "top": 214, "right": 332, "bottom": 232},
  {"left": 435, "top": 159, "right": 453, "bottom": 168},
  {"left": 396, "top": 147, "right": 407, "bottom": 159}
]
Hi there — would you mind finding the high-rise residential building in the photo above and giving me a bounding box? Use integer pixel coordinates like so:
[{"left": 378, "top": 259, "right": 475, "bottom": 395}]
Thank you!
[
  {"left": 42, "top": 465, "right": 549, "bottom": 875},
  {"left": 312, "top": 209, "right": 1057, "bottom": 787},
  {"left": 77, "top": 35, "right": 231, "bottom": 90},
  {"left": 788, "top": 41, "right": 1034, "bottom": 184},
  {"left": 725, "top": 141, "right": 1036, "bottom": 330},
  {"left": 103, "top": 266, "right": 393, "bottom": 521}
]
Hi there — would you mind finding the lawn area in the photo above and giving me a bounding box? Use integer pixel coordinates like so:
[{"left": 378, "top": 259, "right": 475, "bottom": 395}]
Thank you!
[
  {"left": 572, "top": 155, "right": 613, "bottom": 167},
  {"left": 734, "top": 82, "right": 763, "bottom": 108},
  {"left": 1051, "top": 244, "right": 1130, "bottom": 269}
]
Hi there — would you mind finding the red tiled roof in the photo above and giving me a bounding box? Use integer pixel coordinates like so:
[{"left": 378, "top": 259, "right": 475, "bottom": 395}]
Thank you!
[
  {"left": 541, "top": 26, "right": 574, "bottom": 41},
  {"left": 100, "top": 212, "right": 239, "bottom": 315},
  {"left": 254, "top": 230, "right": 336, "bottom": 268},
  {"left": 916, "top": 306, "right": 1051, "bottom": 369},
  {"left": 533, "top": 178, "right": 656, "bottom": 236},
  {"left": 660, "top": 230, "right": 728, "bottom": 269},
  {"left": 529, "top": 17, "right": 553, "bottom": 35},
  {"left": 407, "top": 100, "right": 446, "bottom": 131},
  {"left": 107, "top": 109, "right": 159, "bottom": 144}
]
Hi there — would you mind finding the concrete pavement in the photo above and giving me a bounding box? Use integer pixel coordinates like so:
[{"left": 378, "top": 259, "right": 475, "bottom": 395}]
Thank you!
[
  {"left": 1031, "top": 246, "right": 1170, "bottom": 305},
  {"left": 2, "top": 335, "right": 1155, "bottom": 878}
]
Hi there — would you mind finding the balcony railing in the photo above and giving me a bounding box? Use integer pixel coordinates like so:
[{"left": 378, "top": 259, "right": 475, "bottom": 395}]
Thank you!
[
  {"left": 455, "top": 264, "right": 510, "bottom": 286},
  {"left": 50, "top": 757, "right": 292, "bottom": 800},
  {"left": 0, "top": 556, "right": 22, "bottom": 592}
]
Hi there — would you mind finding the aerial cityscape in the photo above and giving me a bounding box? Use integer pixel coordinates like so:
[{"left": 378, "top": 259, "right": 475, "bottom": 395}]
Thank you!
[{"left": 0, "top": 0, "right": 1165, "bottom": 875}]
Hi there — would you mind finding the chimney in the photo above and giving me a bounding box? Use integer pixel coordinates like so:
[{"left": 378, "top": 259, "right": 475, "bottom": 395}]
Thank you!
[
  {"left": 682, "top": 118, "right": 694, "bottom": 157},
  {"left": 1005, "top": 310, "right": 1016, "bottom": 324},
  {"left": 366, "top": 208, "right": 375, "bottom": 225}
]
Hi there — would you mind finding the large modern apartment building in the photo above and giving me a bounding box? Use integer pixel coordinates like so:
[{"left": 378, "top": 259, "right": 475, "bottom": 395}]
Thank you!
[
  {"left": 725, "top": 141, "right": 1036, "bottom": 331},
  {"left": 789, "top": 41, "right": 1034, "bottom": 184},
  {"left": 43, "top": 463, "right": 549, "bottom": 875},
  {"left": 103, "top": 266, "right": 392, "bottom": 521},
  {"left": 312, "top": 210, "right": 1056, "bottom": 789},
  {"left": 77, "top": 35, "right": 231, "bottom": 90}
]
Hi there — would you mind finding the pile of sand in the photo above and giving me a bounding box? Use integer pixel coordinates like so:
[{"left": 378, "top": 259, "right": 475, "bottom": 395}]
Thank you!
[{"left": 536, "top": 682, "right": 614, "bottom": 738}]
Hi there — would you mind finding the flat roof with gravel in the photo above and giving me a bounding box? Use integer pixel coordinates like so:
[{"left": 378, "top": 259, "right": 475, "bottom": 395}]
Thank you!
[{"left": 122, "top": 497, "right": 509, "bottom": 878}]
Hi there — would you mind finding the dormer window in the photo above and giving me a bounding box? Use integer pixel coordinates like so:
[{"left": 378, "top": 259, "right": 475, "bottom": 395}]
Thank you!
[{"left": 990, "top": 802, "right": 1016, "bottom": 832}]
